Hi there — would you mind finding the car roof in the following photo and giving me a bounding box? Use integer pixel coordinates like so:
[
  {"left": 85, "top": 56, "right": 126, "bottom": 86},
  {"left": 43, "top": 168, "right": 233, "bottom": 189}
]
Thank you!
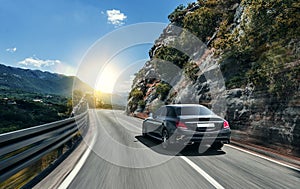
[{"left": 165, "top": 104, "right": 207, "bottom": 108}]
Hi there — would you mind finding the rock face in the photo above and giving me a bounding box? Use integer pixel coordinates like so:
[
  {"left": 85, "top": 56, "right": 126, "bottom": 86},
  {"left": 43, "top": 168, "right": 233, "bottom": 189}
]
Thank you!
[
  {"left": 127, "top": 1, "right": 300, "bottom": 156},
  {"left": 226, "top": 86, "right": 300, "bottom": 155}
]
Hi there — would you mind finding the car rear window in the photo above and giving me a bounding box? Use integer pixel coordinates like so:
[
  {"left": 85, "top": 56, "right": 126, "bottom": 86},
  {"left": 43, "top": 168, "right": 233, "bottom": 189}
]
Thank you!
[
  {"left": 175, "top": 106, "right": 214, "bottom": 116},
  {"left": 166, "top": 107, "right": 176, "bottom": 117}
]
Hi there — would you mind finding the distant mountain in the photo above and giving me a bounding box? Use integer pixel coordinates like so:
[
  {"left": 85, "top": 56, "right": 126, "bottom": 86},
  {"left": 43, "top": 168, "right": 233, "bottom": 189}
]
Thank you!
[
  {"left": 99, "top": 92, "right": 128, "bottom": 106},
  {"left": 0, "top": 64, "right": 92, "bottom": 96}
]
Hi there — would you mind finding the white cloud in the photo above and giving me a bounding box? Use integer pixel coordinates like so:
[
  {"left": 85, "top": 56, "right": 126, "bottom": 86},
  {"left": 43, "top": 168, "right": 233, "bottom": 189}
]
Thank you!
[
  {"left": 18, "top": 57, "right": 61, "bottom": 68},
  {"left": 106, "top": 9, "right": 127, "bottom": 27},
  {"left": 53, "top": 62, "right": 77, "bottom": 76},
  {"left": 6, "top": 47, "right": 17, "bottom": 53}
]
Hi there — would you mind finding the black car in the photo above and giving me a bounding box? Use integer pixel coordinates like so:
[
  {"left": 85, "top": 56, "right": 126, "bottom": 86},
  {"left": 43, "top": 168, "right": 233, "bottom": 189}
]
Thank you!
[{"left": 142, "top": 104, "right": 231, "bottom": 149}]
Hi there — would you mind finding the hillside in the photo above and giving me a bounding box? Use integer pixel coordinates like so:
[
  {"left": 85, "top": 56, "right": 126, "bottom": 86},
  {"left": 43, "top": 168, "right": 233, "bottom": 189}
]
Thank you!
[
  {"left": 127, "top": 0, "right": 300, "bottom": 156},
  {"left": 0, "top": 64, "right": 92, "bottom": 96},
  {"left": 0, "top": 64, "right": 93, "bottom": 133}
]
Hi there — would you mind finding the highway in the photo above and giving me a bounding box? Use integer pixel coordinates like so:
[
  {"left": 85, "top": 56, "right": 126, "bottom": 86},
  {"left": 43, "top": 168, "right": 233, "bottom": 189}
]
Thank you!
[{"left": 66, "top": 109, "right": 299, "bottom": 189}]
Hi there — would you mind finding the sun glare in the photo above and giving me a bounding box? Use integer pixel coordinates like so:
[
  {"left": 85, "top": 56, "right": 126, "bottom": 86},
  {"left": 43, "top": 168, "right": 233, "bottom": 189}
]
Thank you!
[{"left": 95, "top": 65, "right": 118, "bottom": 93}]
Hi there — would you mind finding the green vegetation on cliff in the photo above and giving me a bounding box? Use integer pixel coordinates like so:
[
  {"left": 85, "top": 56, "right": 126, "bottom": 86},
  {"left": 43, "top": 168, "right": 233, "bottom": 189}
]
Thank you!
[
  {"left": 127, "top": 0, "right": 300, "bottom": 156},
  {"left": 163, "top": 0, "right": 299, "bottom": 99},
  {"left": 154, "top": 46, "right": 189, "bottom": 68},
  {"left": 156, "top": 83, "right": 172, "bottom": 100}
]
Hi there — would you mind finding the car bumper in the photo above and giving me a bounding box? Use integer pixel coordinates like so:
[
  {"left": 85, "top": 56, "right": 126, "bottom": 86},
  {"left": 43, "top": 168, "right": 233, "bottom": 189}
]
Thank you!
[{"left": 170, "top": 128, "right": 231, "bottom": 145}]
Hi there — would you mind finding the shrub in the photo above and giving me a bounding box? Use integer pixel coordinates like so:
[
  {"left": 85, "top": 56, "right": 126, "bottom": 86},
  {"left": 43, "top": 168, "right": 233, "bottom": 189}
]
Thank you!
[
  {"left": 184, "top": 62, "right": 200, "bottom": 82},
  {"left": 156, "top": 83, "right": 171, "bottom": 100},
  {"left": 183, "top": 7, "right": 222, "bottom": 42},
  {"left": 154, "top": 46, "right": 189, "bottom": 68},
  {"left": 168, "top": 4, "right": 187, "bottom": 26},
  {"left": 130, "top": 88, "right": 144, "bottom": 99},
  {"left": 138, "top": 100, "right": 146, "bottom": 108}
]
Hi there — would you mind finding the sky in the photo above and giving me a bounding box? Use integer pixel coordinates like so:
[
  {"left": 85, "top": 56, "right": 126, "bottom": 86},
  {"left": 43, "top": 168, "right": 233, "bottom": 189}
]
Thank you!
[{"left": 0, "top": 0, "right": 195, "bottom": 93}]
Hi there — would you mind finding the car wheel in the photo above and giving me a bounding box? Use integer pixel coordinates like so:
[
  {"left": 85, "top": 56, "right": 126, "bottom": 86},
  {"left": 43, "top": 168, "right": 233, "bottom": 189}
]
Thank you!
[
  {"left": 210, "top": 142, "right": 224, "bottom": 150},
  {"left": 161, "top": 129, "right": 169, "bottom": 149}
]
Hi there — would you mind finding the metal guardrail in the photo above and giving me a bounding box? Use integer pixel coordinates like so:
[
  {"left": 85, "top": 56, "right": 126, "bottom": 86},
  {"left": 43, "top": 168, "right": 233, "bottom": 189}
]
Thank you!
[{"left": 0, "top": 111, "right": 88, "bottom": 183}]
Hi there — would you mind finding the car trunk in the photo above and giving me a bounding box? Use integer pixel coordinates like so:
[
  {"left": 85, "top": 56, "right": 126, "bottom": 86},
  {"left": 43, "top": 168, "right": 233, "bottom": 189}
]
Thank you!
[{"left": 178, "top": 115, "right": 224, "bottom": 132}]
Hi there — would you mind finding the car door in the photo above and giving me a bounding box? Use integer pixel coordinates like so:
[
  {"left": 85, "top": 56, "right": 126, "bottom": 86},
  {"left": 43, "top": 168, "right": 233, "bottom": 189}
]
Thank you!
[
  {"left": 147, "top": 107, "right": 166, "bottom": 137},
  {"left": 152, "top": 106, "right": 167, "bottom": 137},
  {"left": 146, "top": 108, "right": 162, "bottom": 136}
]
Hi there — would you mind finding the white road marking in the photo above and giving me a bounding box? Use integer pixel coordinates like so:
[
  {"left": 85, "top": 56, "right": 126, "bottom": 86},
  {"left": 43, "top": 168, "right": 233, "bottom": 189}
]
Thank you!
[
  {"left": 58, "top": 135, "right": 96, "bottom": 189},
  {"left": 57, "top": 114, "right": 97, "bottom": 189},
  {"left": 180, "top": 156, "right": 225, "bottom": 189},
  {"left": 227, "top": 144, "right": 300, "bottom": 172}
]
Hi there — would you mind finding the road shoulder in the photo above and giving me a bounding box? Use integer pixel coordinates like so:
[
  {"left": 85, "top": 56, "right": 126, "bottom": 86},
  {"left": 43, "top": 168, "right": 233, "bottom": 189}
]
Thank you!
[{"left": 230, "top": 139, "right": 300, "bottom": 170}]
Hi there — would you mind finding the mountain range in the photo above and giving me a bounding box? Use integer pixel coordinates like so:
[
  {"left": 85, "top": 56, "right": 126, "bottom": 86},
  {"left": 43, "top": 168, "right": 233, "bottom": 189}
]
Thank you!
[{"left": 0, "top": 64, "right": 92, "bottom": 96}]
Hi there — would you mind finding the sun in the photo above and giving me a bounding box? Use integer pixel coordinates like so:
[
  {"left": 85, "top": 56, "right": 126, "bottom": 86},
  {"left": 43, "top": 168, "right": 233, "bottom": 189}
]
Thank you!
[{"left": 95, "top": 65, "right": 119, "bottom": 93}]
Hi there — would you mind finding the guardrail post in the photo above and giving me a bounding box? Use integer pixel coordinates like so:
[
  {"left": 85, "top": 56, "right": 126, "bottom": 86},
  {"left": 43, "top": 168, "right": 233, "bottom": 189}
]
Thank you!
[{"left": 66, "top": 139, "right": 73, "bottom": 149}]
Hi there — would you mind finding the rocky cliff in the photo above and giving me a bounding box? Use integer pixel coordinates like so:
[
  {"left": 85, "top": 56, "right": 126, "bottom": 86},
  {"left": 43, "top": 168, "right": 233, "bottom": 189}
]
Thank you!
[{"left": 127, "top": 0, "right": 300, "bottom": 155}]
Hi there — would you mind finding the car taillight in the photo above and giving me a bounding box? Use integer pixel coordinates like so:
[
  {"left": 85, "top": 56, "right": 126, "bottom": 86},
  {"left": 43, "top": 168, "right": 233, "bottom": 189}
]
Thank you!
[
  {"left": 176, "top": 121, "right": 187, "bottom": 129},
  {"left": 223, "top": 120, "right": 230, "bottom": 129}
]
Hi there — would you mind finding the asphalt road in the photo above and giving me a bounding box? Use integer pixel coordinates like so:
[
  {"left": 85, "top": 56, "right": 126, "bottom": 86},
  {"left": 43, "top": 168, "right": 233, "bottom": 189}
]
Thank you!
[{"left": 67, "top": 109, "right": 300, "bottom": 189}]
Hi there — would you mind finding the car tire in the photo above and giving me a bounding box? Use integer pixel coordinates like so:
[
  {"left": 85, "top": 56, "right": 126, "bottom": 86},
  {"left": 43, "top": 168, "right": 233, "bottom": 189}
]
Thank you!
[
  {"left": 161, "top": 129, "right": 170, "bottom": 149},
  {"left": 210, "top": 142, "right": 224, "bottom": 150}
]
